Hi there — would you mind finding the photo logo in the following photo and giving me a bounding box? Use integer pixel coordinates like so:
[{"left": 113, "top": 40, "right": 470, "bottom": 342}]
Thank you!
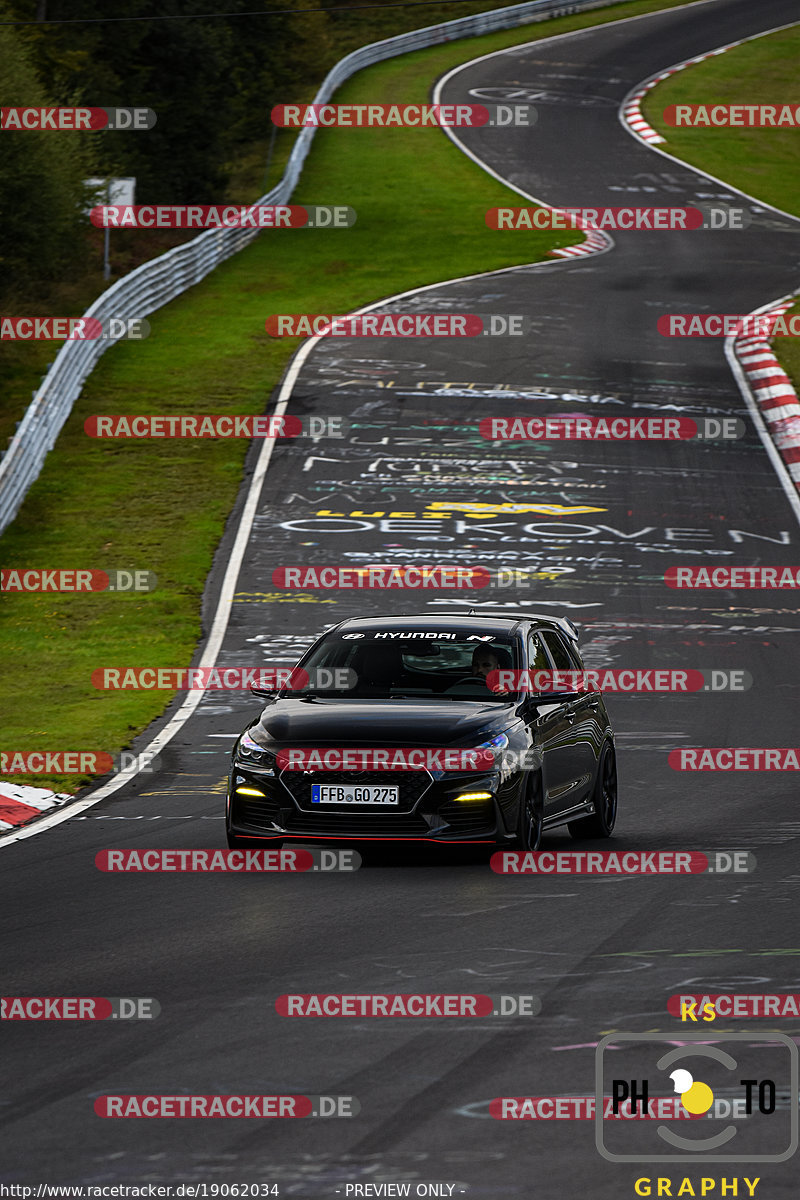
[
  {"left": 680, "top": 999, "right": 717, "bottom": 1022},
  {"left": 669, "top": 1068, "right": 714, "bottom": 1115},
  {"left": 596, "top": 1032, "right": 798, "bottom": 1162}
]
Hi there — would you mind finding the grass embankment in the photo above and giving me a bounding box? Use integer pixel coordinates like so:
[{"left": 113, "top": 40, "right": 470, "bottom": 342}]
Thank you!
[
  {"left": 642, "top": 24, "right": 800, "bottom": 390},
  {"left": 0, "top": 0, "right": 703, "bottom": 792}
]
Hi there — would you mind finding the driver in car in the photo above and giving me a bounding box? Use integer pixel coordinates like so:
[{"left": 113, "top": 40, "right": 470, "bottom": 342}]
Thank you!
[
  {"left": 471, "top": 647, "right": 499, "bottom": 680},
  {"left": 444, "top": 646, "right": 510, "bottom": 695},
  {"left": 471, "top": 647, "right": 512, "bottom": 694}
]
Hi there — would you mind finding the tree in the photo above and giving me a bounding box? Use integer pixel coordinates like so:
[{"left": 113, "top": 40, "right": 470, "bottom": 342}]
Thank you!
[{"left": 0, "top": 3, "right": 94, "bottom": 299}]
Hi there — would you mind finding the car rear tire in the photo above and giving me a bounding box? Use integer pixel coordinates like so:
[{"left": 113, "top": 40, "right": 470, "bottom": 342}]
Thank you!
[
  {"left": 517, "top": 770, "right": 544, "bottom": 851},
  {"left": 568, "top": 742, "right": 617, "bottom": 839}
]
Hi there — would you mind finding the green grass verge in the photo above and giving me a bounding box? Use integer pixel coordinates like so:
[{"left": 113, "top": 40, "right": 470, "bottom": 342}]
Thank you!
[
  {"left": 0, "top": 134, "right": 300, "bottom": 452},
  {"left": 642, "top": 24, "right": 800, "bottom": 429},
  {"left": 0, "top": 0, "right": 701, "bottom": 793},
  {"left": 642, "top": 23, "right": 800, "bottom": 218}
]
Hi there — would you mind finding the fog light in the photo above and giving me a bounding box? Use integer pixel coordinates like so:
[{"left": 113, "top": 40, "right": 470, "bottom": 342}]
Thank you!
[
  {"left": 453, "top": 791, "right": 493, "bottom": 803},
  {"left": 236, "top": 786, "right": 265, "bottom": 797}
]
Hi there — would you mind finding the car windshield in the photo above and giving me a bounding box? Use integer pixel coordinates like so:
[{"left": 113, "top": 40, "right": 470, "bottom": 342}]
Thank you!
[{"left": 283, "top": 630, "right": 521, "bottom": 701}]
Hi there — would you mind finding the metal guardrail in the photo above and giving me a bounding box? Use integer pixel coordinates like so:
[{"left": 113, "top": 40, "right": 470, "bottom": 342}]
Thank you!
[{"left": 0, "top": 0, "right": 619, "bottom": 535}]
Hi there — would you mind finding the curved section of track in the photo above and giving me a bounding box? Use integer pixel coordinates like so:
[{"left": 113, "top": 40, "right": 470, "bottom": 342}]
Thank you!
[{"left": 4, "top": 2, "right": 800, "bottom": 1193}]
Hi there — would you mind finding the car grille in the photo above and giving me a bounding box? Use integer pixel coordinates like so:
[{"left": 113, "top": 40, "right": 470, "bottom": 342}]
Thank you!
[
  {"left": 438, "top": 798, "right": 496, "bottom": 836},
  {"left": 279, "top": 769, "right": 431, "bottom": 812},
  {"left": 233, "top": 792, "right": 283, "bottom": 832},
  {"left": 285, "top": 810, "right": 431, "bottom": 836}
]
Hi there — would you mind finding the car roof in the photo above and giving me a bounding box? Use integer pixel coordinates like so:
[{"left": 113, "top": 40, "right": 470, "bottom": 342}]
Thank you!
[{"left": 332, "top": 612, "right": 580, "bottom": 640}]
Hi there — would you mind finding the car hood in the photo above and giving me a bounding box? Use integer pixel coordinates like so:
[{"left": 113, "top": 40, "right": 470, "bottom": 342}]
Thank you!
[{"left": 252, "top": 699, "right": 513, "bottom": 748}]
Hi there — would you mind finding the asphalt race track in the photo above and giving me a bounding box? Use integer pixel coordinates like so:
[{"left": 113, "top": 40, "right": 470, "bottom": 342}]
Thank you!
[{"left": 4, "top": 0, "right": 800, "bottom": 1195}]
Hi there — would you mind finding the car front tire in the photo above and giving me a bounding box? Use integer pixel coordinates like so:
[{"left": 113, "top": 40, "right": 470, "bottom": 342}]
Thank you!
[
  {"left": 517, "top": 770, "right": 544, "bottom": 850},
  {"left": 568, "top": 741, "right": 617, "bottom": 839}
]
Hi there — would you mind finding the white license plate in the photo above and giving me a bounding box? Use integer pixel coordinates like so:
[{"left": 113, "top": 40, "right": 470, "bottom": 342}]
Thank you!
[{"left": 311, "top": 784, "right": 400, "bottom": 806}]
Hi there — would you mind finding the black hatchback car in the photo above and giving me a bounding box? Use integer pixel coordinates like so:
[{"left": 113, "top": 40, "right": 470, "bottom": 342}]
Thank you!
[{"left": 225, "top": 612, "right": 616, "bottom": 850}]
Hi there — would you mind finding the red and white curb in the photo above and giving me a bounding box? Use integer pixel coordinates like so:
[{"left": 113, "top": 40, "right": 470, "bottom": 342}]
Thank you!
[
  {"left": 0, "top": 781, "right": 72, "bottom": 831},
  {"left": 622, "top": 86, "right": 667, "bottom": 145},
  {"left": 549, "top": 217, "right": 609, "bottom": 259},
  {"left": 734, "top": 302, "right": 800, "bottom": 489},
  {"left": 620, "top": 40, "right": 749, "bottom": 148}
]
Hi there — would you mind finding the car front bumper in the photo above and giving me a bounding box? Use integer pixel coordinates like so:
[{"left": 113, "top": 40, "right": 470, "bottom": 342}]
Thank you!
[{"left": 226, "top": 760, "right": 515, "bottom": 843}]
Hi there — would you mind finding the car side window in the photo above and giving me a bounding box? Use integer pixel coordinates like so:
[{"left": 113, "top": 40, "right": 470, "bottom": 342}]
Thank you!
[
  {"left": 540, "top": 631, "right": 581, "bottom": 671},
  {"left": 527, "top": 633, "right": 551, "bottom": 670}
]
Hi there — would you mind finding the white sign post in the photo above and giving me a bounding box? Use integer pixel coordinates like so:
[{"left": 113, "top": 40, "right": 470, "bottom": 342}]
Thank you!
[{"left": 84, "top": 177, "right": 136, "bottom": 280}]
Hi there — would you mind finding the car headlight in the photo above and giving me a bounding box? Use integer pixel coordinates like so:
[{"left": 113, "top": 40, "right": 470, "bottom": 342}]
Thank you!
[
  {"left": 467, "top": 733, "right": 510, "bottom": 776},
  {"left": 474, "top": 733, "right": 509, "bottom": 761},
  {"left": 236, "top": 730, "right": 277, "bottom": 770},
  {"left": 429, "top": 733, "right": 510, "bottom": 780}
]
